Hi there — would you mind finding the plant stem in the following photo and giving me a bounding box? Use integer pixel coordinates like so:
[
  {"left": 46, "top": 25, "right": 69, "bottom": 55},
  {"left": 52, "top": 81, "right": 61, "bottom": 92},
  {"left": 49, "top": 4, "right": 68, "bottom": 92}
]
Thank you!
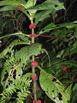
[{"left": 31, "top": 18, "right": 37, "bottom": 102}]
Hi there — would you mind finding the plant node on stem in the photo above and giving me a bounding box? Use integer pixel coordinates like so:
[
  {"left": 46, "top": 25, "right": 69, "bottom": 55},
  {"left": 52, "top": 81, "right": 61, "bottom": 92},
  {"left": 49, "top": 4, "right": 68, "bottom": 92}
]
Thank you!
[{"left": 29, "top": 15, "right": 37, "bottom": 102}]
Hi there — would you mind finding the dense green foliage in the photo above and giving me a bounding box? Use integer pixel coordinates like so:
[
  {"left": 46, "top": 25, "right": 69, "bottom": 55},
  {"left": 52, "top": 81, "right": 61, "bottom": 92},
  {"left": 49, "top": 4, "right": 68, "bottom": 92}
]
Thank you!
[{"left": 0, "top": 0, "right": 77, "bottom": 103}]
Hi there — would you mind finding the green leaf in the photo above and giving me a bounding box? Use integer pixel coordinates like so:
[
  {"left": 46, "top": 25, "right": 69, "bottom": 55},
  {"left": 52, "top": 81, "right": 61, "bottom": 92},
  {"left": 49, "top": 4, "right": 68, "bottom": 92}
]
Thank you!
[
  {"left": 0, "top": 6, "right": 16, "bottom": 11},
  {"left": 39, "top": 68, "right": 71, "bottom": 103},
  {"left": 39, "top": 23, "right": 57, "bottom": 34},
  {"left": 0, "top": 39, "right": 30, "bottom": 59},
  {"left": 15, "top": 43, "right": 43, "bottom": 64},
  {"left": 35, "top": 10, "right": 52, "bottom": 24},
  {"left": 24, "top": 0, "right": 36, "bottom": 9},
  {"left": 0, "top": 0, "right": 28, "bottom": 7},
  {"left": 0, "top": 0, "right": 36, "bottom": 12},
  {"left": 70, "top": 41, "right": 77, "bottom": 54},
  {"left": 0, "top": 0, "right": 26, "bottom": 12},
  {"left": 71, "top": 84, "right": 77, "bottom": 103},
  {"left": 0, "top": 32, "right": 29, "bottom": 39},
  {"left": 1, "top": 43, "right": 43, "bottom": 87},
  {"left": 0, "top": 73, "right": 31, "bottom": 103},
  {"left": 32, "top": 0, "right": 64, "bottom": 11},
  {"left": 39, "top": 21, "right": 77, "bottom": 34}
]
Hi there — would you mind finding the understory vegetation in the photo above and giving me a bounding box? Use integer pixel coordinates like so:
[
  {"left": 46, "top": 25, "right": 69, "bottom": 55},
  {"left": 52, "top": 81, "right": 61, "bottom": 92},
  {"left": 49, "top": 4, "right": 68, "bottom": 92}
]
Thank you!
[{"left": 0, "top": 0, "right": 77, "bottom": 103}]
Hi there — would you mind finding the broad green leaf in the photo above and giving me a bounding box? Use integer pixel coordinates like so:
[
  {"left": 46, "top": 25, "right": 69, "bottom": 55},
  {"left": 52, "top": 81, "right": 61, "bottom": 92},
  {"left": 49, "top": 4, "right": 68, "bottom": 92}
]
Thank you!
[
  {"left": 0, "top": 6, "right": 16, "bottom": 11},
  {"left": 31, "top": 0, "right": 64, "bottom": 11},
  {"left": 39, "top": 68, "right": 71, "bottom": 103},
  {"left": 0, "top": 0, "right": 26, "bottom": 12},
  {"left": 15, "top": 43, "right": 43, "bottom": 64},
  {"left": 0, "top": 0, "right": 36, "bottom": 12},
  {"left": 0, "top": 0, "right": 22, "bottom": 6},
  {"left": 35, "top": 10, "right": 52, "bottom": 24},
  {"left": 24, "top": 0, "right": 36, "bottom": 9},
  {"left": 0, "top": 0, "right": 30, "bottom": 7}
]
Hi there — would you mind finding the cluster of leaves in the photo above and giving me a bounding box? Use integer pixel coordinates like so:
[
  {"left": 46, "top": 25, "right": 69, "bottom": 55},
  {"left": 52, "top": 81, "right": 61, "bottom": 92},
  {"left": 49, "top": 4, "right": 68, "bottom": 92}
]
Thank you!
[{"left": 0, "top": 0, "right": 77, "bottom": 103}]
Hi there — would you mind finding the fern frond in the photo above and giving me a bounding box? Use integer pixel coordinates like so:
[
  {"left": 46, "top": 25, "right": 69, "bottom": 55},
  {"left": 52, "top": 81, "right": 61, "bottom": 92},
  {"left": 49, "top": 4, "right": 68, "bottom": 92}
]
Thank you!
[
  {"left": 1, "top": 43, "right": 43, "bottom": 86},
  {"left": 0, "top": 38, "right": 30, "bottom": 59},
  {"left": 17, "top": 91, "right": 30, "bottom": 103},
  {"left": 0, "top": 73, "right": 31, "bottom": 103}
]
